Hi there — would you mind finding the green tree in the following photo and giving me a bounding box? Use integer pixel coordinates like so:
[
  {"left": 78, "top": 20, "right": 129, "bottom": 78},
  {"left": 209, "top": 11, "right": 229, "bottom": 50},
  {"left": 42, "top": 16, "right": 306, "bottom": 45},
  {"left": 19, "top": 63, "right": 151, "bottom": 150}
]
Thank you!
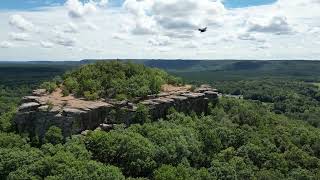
[
  {"left": 133, "top": 104, "right": 151, "bottom": 124},
  {"left": 86, "top": 130, "right": 157, "bottom": 177},
  {"left": 44, "top": 126, "right": 64, "bottom": 145}
]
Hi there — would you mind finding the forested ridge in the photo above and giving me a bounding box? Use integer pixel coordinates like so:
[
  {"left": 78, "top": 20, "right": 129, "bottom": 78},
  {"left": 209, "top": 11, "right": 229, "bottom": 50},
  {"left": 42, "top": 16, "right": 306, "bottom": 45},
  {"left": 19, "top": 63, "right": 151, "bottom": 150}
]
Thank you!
[
  {"left": 40, "top": 61, "right": 182, "bottom": 100},
  {"left": 0, "top": 61, "right": 320, "bottom": 179}
]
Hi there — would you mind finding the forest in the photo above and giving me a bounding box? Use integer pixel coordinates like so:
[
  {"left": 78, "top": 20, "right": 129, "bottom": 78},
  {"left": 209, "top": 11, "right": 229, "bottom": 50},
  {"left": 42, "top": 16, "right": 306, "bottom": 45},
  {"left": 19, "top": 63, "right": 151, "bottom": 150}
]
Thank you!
[{"left": 0, "top": 60, "right": 320, "bottom": 179}]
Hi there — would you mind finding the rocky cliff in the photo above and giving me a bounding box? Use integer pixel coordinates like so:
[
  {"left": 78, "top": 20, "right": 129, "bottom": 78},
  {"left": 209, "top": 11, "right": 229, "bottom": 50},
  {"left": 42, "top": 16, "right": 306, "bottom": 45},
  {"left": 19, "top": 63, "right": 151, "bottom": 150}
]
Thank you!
[{"left": 14, "top": 85, "right": 218, "bottom": 138}]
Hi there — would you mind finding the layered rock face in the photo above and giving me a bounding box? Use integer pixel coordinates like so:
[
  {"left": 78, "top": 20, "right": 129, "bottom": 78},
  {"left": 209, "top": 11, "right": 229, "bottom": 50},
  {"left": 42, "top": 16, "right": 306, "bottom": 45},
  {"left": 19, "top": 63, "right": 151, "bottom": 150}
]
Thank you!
[{"left": 14, "top": 85, "right": 218, "bottom": 138}]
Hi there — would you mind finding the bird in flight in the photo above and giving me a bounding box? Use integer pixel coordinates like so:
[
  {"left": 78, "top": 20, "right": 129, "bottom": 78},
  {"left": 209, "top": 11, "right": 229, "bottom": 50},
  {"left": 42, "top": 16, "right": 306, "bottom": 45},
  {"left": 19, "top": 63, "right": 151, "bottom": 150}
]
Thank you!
[{"left": 198, "top": 27, "right": 207, "bottom": 33}]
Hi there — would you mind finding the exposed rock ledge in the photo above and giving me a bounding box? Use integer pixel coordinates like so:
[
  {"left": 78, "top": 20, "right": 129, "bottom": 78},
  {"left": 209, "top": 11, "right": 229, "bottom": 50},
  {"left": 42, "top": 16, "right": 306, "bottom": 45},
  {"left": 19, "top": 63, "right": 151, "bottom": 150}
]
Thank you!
[{"left": 14, "top": 85, "right": 218, "bottom": 138}]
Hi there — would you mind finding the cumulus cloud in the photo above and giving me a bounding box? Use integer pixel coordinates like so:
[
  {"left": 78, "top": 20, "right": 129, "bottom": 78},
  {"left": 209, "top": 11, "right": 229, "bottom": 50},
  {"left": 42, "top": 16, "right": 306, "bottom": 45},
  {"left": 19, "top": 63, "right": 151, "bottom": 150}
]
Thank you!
[
  {"left": 40, "top": 41, "right": 54, "bottom": 48},
  {"left": 183, "top": 41, "right": 199, "bottom": 49},
  {"left": 0, "top": 41, "right": 14, "bottom": 48},
  {"left": 66, "top": 0, "right": 98, "bottom": 19},
  {"left": 53, "top": 34, "right": 77, "bottom": 47},
  {"left": 238, "top": 33, "right": 266, "bottom": 43},
  {"left": 61, "top": 22, "right": 79, "bottom": 33},
  {"left": 309, "top": 27, "right": 320, "bottom": 34},
  {"left": 148, "top": 36, "right": 171, "bottom": 46},
  {"left": 112, "top": 33, "right": 129, "bottom": 40},
  {"left": 9, "top": 14, "right": 35, "bottom": 32},
  {"left": 85, "top": 22, "right": 99, "bottom": 31},
  {"left": 151, "top": 0, "right": 225, "bottom": 30},
  {"left": 257, "top": 43, "right": 271, "bottom": 50},
  {"left": 123, "top": 0, "right": 225, "bottom": 38},
  {"left": 1, "top": 0, "right": 320, "bottom": 60},
  {"left": 9, "top": 32, "right": 31, "bottom": 41},
  {"left": 246, "top": 15, "right": 293, "bottom": 35}
]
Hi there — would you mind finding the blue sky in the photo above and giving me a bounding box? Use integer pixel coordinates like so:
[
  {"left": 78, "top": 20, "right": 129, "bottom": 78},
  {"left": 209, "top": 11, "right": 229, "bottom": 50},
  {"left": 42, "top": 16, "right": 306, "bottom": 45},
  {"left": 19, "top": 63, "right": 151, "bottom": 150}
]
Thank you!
[{"left": 0, "top": 0, "right": 277, "bottom": 10}]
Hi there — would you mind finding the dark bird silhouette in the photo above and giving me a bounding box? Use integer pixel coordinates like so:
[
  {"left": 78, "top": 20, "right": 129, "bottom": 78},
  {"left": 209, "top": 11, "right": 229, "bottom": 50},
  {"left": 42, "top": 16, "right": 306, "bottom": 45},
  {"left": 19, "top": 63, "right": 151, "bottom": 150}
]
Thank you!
[{"left": 198, "top": 27, "right": 207, "bottom": 33}]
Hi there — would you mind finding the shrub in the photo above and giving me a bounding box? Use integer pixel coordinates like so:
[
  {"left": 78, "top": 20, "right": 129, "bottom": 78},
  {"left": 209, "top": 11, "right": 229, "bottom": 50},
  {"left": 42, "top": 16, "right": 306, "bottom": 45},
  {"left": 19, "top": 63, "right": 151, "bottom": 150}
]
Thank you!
[
  {"left": 133, "top": 104, "right": 151, "bottom": 124},
  {"left": 60, "top": 61, "right": 180, "bottom": 100},
  {"left": 84, "top": 91, "right": 99, "bottom": 101},
  {"left": 40, "top": 81, "right": 57, "bottom": 93},
  {"left": 44, "top": 126, "right": 64, "bottom": 145}
]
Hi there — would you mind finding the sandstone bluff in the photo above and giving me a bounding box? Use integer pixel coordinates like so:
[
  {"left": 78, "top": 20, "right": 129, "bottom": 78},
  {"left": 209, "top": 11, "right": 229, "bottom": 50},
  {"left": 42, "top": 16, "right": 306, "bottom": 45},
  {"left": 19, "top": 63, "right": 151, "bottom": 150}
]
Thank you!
[{"left": 14, "top": 85, "right": 218, "bottom": 138}]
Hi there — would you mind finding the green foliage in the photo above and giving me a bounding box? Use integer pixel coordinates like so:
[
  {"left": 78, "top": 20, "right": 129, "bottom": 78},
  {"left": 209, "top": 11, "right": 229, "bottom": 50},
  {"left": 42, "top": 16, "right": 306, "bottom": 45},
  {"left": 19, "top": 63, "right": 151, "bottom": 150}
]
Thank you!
[
  {"left": 0, "top": 107, "right": 16, "bottom": 132},
  {"left": 86, "top": 130, "right": 157, "bottom": 177},
  {"left": 0, "top": 132, "right": 28, "bottom": 149},
  {"left": 0, "top": 135, "right": 125, "bottom": 180},
  {"left": 1, "top": 60, "right": 320, "bottom": 179},
  {"left": 84, "top": 91, "right": 99, "bottom": 101},
  {"left": 62, "top": 61, "right": 180, "bottom": 100},
  {"left": 44, "top": 126, "right": 64, "bottom": 145},
  {"left": 216, "top": 80, "right": 320, "bottom": 127},
  {"left": 132, "top": 104, "right": 151, "bottom": 124},
  {"left": 154, "top": 164, "right": 213, "bottom": 180},
  {"left": 8, "top": 152, "right": 125, "bottom": 180},
  {"left": 40, "top": 81, "right": 58, "bottom": 93},
  {"left": 0, "top": 147, "right": 43, "bottom": 179}
]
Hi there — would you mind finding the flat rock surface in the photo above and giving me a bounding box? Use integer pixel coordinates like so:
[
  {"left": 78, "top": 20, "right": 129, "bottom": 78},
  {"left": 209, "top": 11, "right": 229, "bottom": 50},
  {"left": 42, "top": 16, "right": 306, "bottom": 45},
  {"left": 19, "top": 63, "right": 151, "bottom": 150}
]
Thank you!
[{"left": 37, "top": 88, "right": 112, "bottom": 111}]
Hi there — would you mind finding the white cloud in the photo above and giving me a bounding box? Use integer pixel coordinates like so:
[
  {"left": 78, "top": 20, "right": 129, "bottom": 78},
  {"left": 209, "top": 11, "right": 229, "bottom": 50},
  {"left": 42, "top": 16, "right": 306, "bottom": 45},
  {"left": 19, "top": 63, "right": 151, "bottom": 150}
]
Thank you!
[
  {"left": 238, "top": 32, "right": 266, "bottom": 43},
  {"left": 9, "top": 14, "right": 35, "bottom": 32},
  {"left": 61, "top": 22, "right": 79, "bottom": 33},
  {"left": 0, "top": 0, "right": 319, "bottom": 60},
  {"left": 183, "top": 41, "right": 199, "bottom": 49},
  {"left": 40, "top": 41, "right": 54, "bottom": 48},
  {"left": 85, "top": 22, "right": 99, "bottom": 31},
  {"left": 123, "top": 0, "right": 225, "bottom": 38},
  {"left": 112, "top": 33, "right": 129, "bottom": 40},
  {"left": 0, "top": 41, "right": 14, "bottom": 48},
  {"left": 148, "top": 36, "right": 171, "bottom": 46},
  {"left": 9, "top": 32, "right": 31, "bottom": 41},
  {"left": 53, "top": 34, "right": 77, "bottom": 47},
  {"left": 66, "top": 0, "right": 98, "bottom": 19},
  {"left": 246, "top": 15, "right": 293, "bottom": 35},
  {"left": 151, "top": 0, "right": 225, "bottom": 30}
]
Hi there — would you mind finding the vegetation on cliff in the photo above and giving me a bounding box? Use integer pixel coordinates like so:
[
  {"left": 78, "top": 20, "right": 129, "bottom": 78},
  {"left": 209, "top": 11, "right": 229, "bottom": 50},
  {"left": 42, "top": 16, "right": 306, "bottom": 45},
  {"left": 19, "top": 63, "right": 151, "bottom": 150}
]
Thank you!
[{"left": 41, "top": 61, "right": 182, "bottom": 100}]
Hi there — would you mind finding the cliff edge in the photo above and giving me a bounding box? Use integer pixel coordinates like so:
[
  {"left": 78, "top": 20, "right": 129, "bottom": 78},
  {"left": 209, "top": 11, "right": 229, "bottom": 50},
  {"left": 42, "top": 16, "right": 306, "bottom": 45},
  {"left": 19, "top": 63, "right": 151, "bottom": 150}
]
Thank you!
[{"left": 14, "top": 84, "right": 218, "bottom": 138}]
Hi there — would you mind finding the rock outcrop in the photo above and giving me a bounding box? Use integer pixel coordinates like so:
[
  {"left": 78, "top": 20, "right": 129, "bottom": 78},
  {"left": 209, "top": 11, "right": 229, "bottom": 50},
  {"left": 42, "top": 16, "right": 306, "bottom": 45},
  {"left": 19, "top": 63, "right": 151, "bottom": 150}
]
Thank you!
[{"left": 14, "top": 85, "right": 218, "bottom": 138}]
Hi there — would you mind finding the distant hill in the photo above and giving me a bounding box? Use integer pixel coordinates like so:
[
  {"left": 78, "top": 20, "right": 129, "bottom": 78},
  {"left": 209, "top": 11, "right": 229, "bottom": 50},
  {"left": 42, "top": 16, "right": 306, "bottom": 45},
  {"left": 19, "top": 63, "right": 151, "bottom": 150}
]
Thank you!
[{"left": 1, "top": 60, "right": 320, "bottom": 87}]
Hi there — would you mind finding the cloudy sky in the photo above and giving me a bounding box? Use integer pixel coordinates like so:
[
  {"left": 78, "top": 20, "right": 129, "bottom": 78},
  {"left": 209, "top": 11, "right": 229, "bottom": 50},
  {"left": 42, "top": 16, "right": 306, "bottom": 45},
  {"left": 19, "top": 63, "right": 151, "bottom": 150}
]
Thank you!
[{"left": 0, "top": 0, "right": 319, "bottom": 61}]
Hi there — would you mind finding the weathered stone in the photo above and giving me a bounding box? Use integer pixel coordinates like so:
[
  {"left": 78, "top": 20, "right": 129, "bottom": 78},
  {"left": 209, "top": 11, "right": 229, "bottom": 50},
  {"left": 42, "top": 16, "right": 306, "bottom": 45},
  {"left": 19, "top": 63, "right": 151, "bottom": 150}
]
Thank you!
[
  {"left": 14, "top": 84, "right": 218, "bottom": 139},
  {"left": 181, "top": 93, "right": 205, "bottom": 98},
  {"left": 22, "top": 96, "right": 40, "bottom": 103},
  {"left": 38, "top": 105, "right": 49, "bottom": 112},
  {"left": 32, "top": 89, "right": 47, "bottom": 96},
  {"left": 19, "top": 102, "right": 40, "bottom": 112},
  {"left": 63, "top": 108, "right": 86, "bottom": 115}
]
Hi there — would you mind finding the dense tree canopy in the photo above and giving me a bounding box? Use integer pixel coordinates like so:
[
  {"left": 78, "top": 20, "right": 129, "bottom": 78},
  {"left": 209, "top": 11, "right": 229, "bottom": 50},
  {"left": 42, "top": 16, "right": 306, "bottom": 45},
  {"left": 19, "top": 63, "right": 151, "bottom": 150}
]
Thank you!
[
  {"left": 1, "top": 61, "right": 320, "bottom": 179},
  {"left": 55, "top": 61, "right": 182, "bottom": 100},
  {"left": 84, "top": 98, "right": 320, "bottom": 179},
  {"left": 216, "top": 80, "right": 320, "bottom": 127}
]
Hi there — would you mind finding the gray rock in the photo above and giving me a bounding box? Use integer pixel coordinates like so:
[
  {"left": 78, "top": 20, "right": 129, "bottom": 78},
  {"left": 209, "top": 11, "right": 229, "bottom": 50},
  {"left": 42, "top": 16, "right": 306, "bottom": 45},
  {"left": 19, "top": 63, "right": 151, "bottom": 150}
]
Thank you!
[
  {"left": 32, "top": 89, "right": 47, "bottom": 96},
  {"left": 38, "top": 105, "right": 49, "bottom": 112},
  {"left": 22, "top": 96, "right": 40, "bottom": 103},
  {"left": 63, "top": 108, "right": 86, "bottom": 115},
  {"left": 14, "top": 84, "right": 219, "bottom": 139},
  {"left": 19, "top": 102, "right": 40, "bottom": 111}
]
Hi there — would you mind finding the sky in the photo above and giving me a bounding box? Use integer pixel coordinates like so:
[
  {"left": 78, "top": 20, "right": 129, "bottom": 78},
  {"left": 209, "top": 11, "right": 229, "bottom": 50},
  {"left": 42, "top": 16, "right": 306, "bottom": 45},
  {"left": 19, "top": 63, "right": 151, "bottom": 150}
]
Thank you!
[{"left": 0, "top": 0, "right": 319, "bottom": 61}]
